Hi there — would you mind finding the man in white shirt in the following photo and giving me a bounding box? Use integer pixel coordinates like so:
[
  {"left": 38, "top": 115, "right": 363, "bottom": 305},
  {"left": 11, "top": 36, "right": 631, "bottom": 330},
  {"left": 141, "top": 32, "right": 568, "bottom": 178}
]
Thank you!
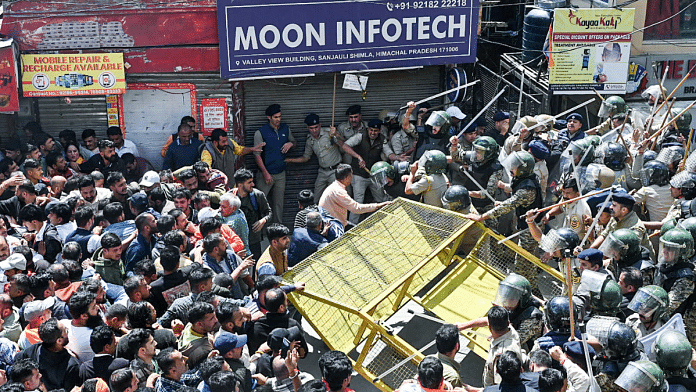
[
  {"left": 107, "top": 126, "right": 139, "bottom": 157},
  {"left": 60, "top": 291, "right": 102, "bottom": 363}
]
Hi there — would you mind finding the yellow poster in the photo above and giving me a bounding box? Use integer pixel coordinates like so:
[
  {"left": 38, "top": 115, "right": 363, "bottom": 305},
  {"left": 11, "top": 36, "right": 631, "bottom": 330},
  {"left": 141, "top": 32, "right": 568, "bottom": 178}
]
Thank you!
[
  {"left": 549, "top": 9, "right": 634, "bottom": 94},
  {"left": 21, "top": 53, "right": 126, "bottom": 97}
]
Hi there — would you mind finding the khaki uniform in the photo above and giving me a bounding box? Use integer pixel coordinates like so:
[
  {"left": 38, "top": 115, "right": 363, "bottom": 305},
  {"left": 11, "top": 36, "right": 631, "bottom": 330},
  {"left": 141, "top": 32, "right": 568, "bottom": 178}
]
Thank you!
[
  {"left": 337, "top": 120, "right": 367, "bottom": 163},
  {"left": 600, "top": 211, "right": 655, "bottom": 260},
  {"left": 483, "top": 326, "right": 524, "bottom": 387},
  {"left": 664, "top": 199, "right": 684, "bottom": 223},
  {"left": 560, "top": 199, "right": 592, "bottom": 238},
  {"left": 390, "top": 125, "right": 417, "bottom": 162},
  {"left": 561, "top": 358, "right": 591, "bottom": 392},
  {"left": 302, "top": 127, "right": 342, "bottom": 202},
  {"left": 429, "top": 353, "right": 462, "bottom": 388},
  {"left": 410, "top": 173, "right": 449, "bottom": 208},
  {"left": 534, "top": 160, "right": 549, "bottom": 201},
  {"left": 632, "top": 185, "right": 673, "bottom": 222},
  {"left": 625, "top": 313, "right": 664, "bottom": 339}
]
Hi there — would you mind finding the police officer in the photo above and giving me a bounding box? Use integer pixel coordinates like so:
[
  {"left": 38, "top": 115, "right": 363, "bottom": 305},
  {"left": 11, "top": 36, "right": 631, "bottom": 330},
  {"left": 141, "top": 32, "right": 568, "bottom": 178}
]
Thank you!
[
  {"left": 656, "top": 144, "right": 685, "bottom": 177},
  {"left": 654, "top": 228, "right": 695, "bottom": 316},
  {"left": 286, "top": 113, "right": 342, "bottom": 203},
  {"left": 599, "top": 228, "right": 655, "bottom": 286},
  {"left": 577, "top": 270, "right": 622, "bottom": 319},
  {"left": 658, "top": 109, "right": 692, "bottom": 151},
  {"left": 541, "top": 178, "right": 591, "bottom": 238},
  {"left": 559, "top": 138, "right": 596, "bottom": 194},
  {"left": 654, "top": 330, "right": 696, "bottom": 391},
  {"left": 457, "top": 274, "right": 543, "bottom": 352},
  {"left": 601, "top": 142, "right": 641, "bottom": 190},
  {"left": 405, "top": 150, "right": 449, "bottom": 208},
  {"left": 532, "top": 296, "right": 578, "bottom": 352},
  {"left": 625, "top": 285, "right": 670, "bottom": 338},
  {"left": 593, "top": 96, "right": 627, "bottom": 135},
  {"left": 615, "top": 360, "right": 667, "bottom": 392},
  {"left": 370, "top": 161, "right": 419, "bottom": 202},
  {"left": 592, "top": 322, "right": 646, "bottom": 392},
  {"left": 448, "top": 125, "right": 478, "bottom": 186},
  {"left": 664, "top": 171, "right": 696, "bottom": 222},
  {"left": 441, "top": 185, "right": 475, "bottom": 214},
  {"left": 339, "top": 119, "right": 393, "bottom": 224},
  {"left": 455, "top": 136, "right": 504, "bottom": 229},
  {"left": 413, "top": 109, "right": 452, "bottom": 159},
  {"left": 592, "top": 191, "right": 655, "bottom": 259},
  {"left": 466, "top": 151, "right": 542, "bottom": 292},
  {"left": 634, "top": 160, "right": 672, "bottom": 222},
  {"left": 336, "top": 104, "right": 367, "bottom": 163},
  {"left": 677, "top": 217, "right": 696, "bottom": 264}
]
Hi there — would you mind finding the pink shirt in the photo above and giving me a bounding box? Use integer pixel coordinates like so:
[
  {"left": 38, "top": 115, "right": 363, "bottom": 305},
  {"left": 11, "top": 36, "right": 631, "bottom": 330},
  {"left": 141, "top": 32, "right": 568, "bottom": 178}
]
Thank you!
[{"left": 318, "top": 180, "right": 379, "bottom": 226}]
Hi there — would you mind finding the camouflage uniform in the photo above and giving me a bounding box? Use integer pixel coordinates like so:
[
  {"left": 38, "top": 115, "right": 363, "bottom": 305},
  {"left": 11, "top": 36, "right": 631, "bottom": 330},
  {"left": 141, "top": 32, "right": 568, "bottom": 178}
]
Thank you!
[
  {"left": 448, "top": 139, "right": 474, "bottom": 187},
  {"left": 664, "top": 199, "right": 684, "bottom": 222},
  {"left": 487, "top": 187, "right": 540, "bottom": 292},
  {"left": 600, "top": 211, "right": 655, "bottom": 260},
  {"left": 595, "top": 373, "right": 622, "bottom": 392},
  {"left": 683, "top": 302, "right": 696, "bottom": 351}
]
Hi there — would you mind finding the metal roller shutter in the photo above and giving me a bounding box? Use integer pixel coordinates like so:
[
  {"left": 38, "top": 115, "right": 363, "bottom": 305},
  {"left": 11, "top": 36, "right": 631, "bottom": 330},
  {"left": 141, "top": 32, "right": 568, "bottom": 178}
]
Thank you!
[
  {"left": 37, "top": 96, "right": 109, "bottom": 140},
  {"left": 244, "top": 65, "right": 443, "bottom": 228}
]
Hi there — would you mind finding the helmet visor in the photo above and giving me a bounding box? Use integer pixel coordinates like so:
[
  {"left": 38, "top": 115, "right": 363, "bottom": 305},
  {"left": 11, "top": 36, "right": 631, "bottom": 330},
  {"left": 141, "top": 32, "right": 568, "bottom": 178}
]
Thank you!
[
  {"left": 473, "top": 144, "right": 488, "bottom": 163},
  {"left": 615, "top": 362, "right": 660, "bottom": 392},
  {"left": 425, "top": 111, "right": 448, "bottom": 130},
  {"left": 501, "top": 152, "right": 524, "bottom": 175},
  {"left": 578, "top": 270, "right": 610, "bottom": 297},
  {"left": 639, "top": 167, "right": 654, "bottom": 187},
  {"left": 658, "top": 237, "right": 688, "bottom": 264},
  {"left": 598, "top": 232, "right": 627, "bottom": 261},
  {"left": 586, "top": 316, "right": 620, "bottom": 346},
  {"left": 569, "top": 141, "right": 585, "bottom": 159},
  {"left": 509, "top": 120, "right": 527, "bottom": 137},
  {"left": 371, "top": 170, "right": 389, "bottom": 187},
  {"left": 628, "top": 289, "right": 666, "bottom": 318},
  {"left": 494, "top": 282, "right": 525, "bottom": 310},
  {"left": 656, "top": 148, "right": 683, "bottom": 166},
  {"left": 598, "top": 100, "right": 614, "bottom": 118},
  {"left": 539, "top": 229, "right": 566, "bottom": 253}
]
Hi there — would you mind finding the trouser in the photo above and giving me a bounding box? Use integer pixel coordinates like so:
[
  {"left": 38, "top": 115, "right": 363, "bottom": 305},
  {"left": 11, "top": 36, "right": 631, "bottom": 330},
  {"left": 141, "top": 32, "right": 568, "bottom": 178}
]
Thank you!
[
  {"left": 256, "top": 171, "right": 286, "bottom": 225},
  {"left": 349, "top": 175, "right": 384, "bottom": 224},
  {"left": 314, "top": 168, "right": 336, "bottom": 203}
]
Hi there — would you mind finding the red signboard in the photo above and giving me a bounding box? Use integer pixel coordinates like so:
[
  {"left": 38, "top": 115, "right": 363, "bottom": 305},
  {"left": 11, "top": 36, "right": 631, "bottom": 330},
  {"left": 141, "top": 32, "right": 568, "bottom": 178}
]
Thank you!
[
  {"left": 200, "top": 98, "right": 228, "bottom": 136},
  {"left": 0, "top": 45, "right": 20, "bottom": 112}
]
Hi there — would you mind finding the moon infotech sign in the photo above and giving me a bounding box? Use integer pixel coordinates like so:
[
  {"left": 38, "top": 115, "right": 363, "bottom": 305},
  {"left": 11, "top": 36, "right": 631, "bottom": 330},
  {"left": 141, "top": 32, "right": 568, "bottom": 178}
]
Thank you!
[{"left": 217, "top": 0, "right": 479, "bottom": 79}]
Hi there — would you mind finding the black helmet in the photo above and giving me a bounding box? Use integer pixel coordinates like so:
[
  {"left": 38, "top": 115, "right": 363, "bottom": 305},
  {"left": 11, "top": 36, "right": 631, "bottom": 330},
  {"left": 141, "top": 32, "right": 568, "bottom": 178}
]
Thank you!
[
  {"left": 539, "top": 228, "right": 580, "bottom": 254},
  {"left": 639, "top": 160, "right": 670, "bottom": 187},
  {"left": 602, "top": 142, "right": 628, "bottom": 171},
  {"left": 545, "top": 296, "right": 575, "bottom": 333},
  {"left": 605, "top": 322, "right": 638, "bottom": 360},
  {"left": 643, "top": 150, "right": 658, "bottom": 163},
  {"left": 441, "top": 185, "right": 471, "bottom": 212}
]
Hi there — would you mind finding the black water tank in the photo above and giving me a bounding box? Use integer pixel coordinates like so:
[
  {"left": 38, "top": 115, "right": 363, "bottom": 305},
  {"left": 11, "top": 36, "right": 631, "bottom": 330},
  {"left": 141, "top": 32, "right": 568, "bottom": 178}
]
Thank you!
[{"left": 522, "top": 8, "right": 552, "bottom": 63}]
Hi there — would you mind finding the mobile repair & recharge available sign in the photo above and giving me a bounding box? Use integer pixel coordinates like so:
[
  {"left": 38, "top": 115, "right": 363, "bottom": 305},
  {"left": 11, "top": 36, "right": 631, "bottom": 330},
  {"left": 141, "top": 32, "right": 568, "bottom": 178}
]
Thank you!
[
  {"left": 549, "top": 8, "right": 634, "bottom": 94},
  {"left": 217, "top": 0, "right": 479, "bottom": 79},
  {"left": 21, "top": 53, "right": 126, "bottom": 97}
]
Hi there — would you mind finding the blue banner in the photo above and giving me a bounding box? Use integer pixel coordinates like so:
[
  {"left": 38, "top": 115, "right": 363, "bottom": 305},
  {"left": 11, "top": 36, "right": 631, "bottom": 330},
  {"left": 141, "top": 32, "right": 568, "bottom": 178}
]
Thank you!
[{"left": 217, "top": 0, "right": 479, "bottom": 79}]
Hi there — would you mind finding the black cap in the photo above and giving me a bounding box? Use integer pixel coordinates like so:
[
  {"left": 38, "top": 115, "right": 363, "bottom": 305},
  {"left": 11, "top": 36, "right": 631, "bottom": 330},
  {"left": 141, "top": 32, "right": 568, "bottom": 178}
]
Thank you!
[
  {"left": 346, "top": 105, "right": 361, "bottom": 115},
  {"left": 265, "top": 104, "right": 281, "bottom": 117},
  {"left": 304, "top": 113, "right": 320, "bottom": 126},
  {"left": 367, "top": 119, "right": 383, "bottom": 129}
]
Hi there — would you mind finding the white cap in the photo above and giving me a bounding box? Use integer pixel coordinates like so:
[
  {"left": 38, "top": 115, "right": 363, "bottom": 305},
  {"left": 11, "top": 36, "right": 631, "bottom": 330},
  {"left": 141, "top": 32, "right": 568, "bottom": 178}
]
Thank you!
[
  {"left": 446, "top": 106, "right": 466, "bottom": 120},
  {"left": 139, "top": 171, "right": 160, "bottom": 188},
  {"left": 24, "top": 297, "right": 55, "bottom": 322},
  {"left": 198, "top": 207, "right": 220, "bottom": 222},
  {"left": 0, "top": 253, "right": 26, "bottom": 271}
]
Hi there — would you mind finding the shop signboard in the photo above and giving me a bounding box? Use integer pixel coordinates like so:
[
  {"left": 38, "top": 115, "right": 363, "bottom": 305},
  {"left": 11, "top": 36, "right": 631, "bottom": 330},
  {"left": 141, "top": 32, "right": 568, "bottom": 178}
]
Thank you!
[
  {"left": 0, "top": 45, "right": 20, "bottom": 112},
  {"left": 549, "top": 8, "right": 634, "bottom": 94},
  {"left": 217, "top": 0, "right": 479, "bottom": 79},
  {"left": 21, "top": 53, "right": 126, "bottom": 97}
]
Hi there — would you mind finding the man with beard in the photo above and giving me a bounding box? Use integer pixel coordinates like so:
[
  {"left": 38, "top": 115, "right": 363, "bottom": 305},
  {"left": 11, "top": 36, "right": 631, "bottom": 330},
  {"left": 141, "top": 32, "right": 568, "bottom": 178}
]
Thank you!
[
  {"left": 0, "top": 180, "right": 37, "bottom": 221},
  {"left": 76, "top": 175, "right": 111, "bottom": 211},
  {"left": 124, "top": 213, "right": 157, "bottom": 276},
  {"left": 80, "top": 139, "right": 123, "bottom": 176},
  {"left": 46, "top": 152, "right": 77, "bottom": 179},
  {"left": 108, "top": 172, "right": 135, "bottom": 220},
  {"left": 60, "top": 291, "right": 103, "bottom": 364},
  {"left": 336, "top": 105, "right": 367, "bottom": 164},
  {"left": 16, "top": 317, "right": 80, "bottom": 390},
  {"left": 116, "top": 301, "right": 177, "bottom": 358}
]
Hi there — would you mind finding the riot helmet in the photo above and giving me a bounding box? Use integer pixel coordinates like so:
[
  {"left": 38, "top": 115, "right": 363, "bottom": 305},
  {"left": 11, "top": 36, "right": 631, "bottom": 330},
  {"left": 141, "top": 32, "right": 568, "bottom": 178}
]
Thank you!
[
  {"left": 683, "top": 150, "right": 696, "bottom": 173},
  {"left": 471, "top": 136, "right": 500, "bottom": 166},
  {"left": 544, "top": 296, "right": 575, "bottom": 333},
  {"left": 539, "top": 228, "right": 580, "bottom": 255},
  {"left": 602, "top": 142, "right": 628, "bottom": 171},
  {"left": 579, "top": 270, "right": 621, "bottom": 316},
  {"left": 502, "top": 150, "right": 535, "bottom": 178},
  {"left": 441, "top": 185, "right": 471, "bottom": 212},
  {"left": 615, "top": 360, "right": 667, "bottom": 392},
  {"left": 669, "top": 171, "right": 696, "bottom": 200},
  {"left": 605, "top": 322, "right": 639, "bottom": 360},
  {"left": 568, "top": 139, "right": 595, "bottom": 166},
  {"left": 494, "top": 273, "right": 532, "bottom": 310},
  {"left": 370, "top": 161, "right": 396, "bottom": 187},
  {"left": 677, "top": 216, "right": 696, "bottom": 240},
  {"left": 671, "top": 107, "right": 693, "bottom": 131},
  {"left": 658, "top": 228, "right": 694, "bottom": 265},
  {"left": 598, "top": 96, "right": 627, "bottom": 118},
  {"left": 534, "top": 114, "right": 555, "bottom": 132},
  {"left": 586, "top": 135, "right": 601, "bottom": 147},
  {"left": 425, "top": 111, "right": 452, "bottom": 135},
  {"left": 423, "top": 150, "right": 447, "bottom": 175},
  {"left": 639, "top": 160, "right": 670, "bottom": 187},
  {"left": 627, "top": 285, "right": 669, "bottom": 322},
  {"left": 642, "top": 85, "right": 666, "bottom": 103},
  {"left": 654, "top": 330, "right": 692, "bottom": 377},
  {"left": 598, "top": 229, "right": 640, "bottom": 263},
  {"left": 643, "top": 150, "right": 658, "bottom": 163},
  {"left": 656, "top": 145, "right": 685, "bottom": 168}
]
